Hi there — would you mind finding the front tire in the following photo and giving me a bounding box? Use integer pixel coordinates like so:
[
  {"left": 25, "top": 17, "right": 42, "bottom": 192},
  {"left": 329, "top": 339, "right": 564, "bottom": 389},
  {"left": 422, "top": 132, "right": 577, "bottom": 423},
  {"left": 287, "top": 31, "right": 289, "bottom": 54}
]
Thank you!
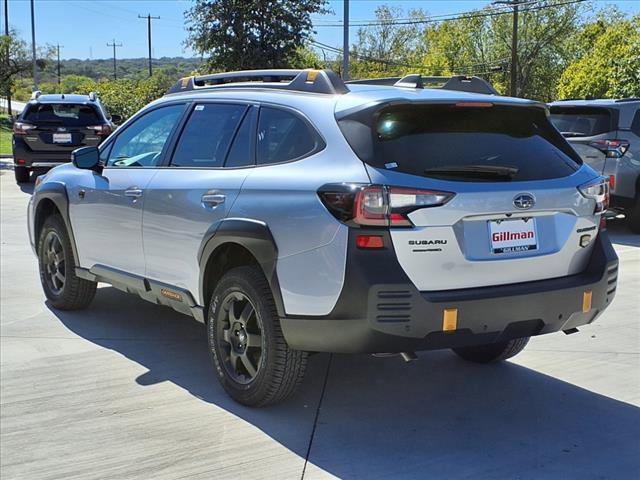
[
  {"left": 452, "top": 337, "right": 530, "bottom": 363},
  {"left": 38, "top": 214, "right": 97, "bottom": 310},
  {"left": 207, "top": 266, "right": 307, "bottom": 407},
  {"left": 14, "top": 166, "right": 30, "bottom": 183}
]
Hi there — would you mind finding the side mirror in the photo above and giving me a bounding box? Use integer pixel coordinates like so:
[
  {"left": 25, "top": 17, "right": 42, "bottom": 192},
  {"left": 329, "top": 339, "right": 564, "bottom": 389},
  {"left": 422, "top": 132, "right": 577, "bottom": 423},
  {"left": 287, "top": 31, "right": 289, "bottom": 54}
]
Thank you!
[
  {"left": 72, "top": 146, "right": 101, "bottom": 172},
  {"left": 110, "top": 114, "right": 122, "bottom": 124}
]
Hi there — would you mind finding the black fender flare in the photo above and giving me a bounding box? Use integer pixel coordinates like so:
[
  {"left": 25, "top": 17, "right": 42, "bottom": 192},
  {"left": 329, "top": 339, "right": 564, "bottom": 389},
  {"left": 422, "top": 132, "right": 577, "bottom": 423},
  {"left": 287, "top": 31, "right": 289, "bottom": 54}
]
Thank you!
[
  {"left": 198, "top": 219, "right": 285, "bottom": 317},
  {"left": 33, "top": 181, "right": 80, "bottom": 265}
]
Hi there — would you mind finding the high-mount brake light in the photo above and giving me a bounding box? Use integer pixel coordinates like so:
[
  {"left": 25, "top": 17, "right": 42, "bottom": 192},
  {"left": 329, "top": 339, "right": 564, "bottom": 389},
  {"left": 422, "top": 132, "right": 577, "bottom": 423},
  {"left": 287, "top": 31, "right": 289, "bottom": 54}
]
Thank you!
[
  {"left": 13, "top": 122, "right": 36, "bottom": 135},
  {"left": 454, "top": 102, "right": 494, "bottom": 108},
  {"left": 318, "top": 184, "right": 455, "bottom": 227},
  {"left": 578, "top": 177, "right": 609, "bottom": 215}
]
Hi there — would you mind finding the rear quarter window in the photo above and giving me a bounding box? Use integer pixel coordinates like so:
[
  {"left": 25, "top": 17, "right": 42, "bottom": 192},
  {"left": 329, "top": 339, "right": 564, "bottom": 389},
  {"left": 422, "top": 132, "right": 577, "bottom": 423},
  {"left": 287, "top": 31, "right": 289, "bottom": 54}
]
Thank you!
[
  {"left": 339, "top": 103, "right": 581, "bottom": 182},
  {"left": 23, "top": 103, "right": 102, "bottom": 126}
]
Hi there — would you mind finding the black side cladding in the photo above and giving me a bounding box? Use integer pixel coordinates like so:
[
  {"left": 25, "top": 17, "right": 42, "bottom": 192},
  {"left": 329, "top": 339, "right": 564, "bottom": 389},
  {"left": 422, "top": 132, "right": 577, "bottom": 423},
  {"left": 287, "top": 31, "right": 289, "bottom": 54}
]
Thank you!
[{"left": 198, "top": 219, "right": 285, "bottom": 316}]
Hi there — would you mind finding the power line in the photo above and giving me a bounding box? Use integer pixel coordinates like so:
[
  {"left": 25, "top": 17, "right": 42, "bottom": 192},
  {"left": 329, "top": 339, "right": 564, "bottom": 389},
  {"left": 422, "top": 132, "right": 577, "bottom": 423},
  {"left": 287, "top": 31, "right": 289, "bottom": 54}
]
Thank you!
[
  {"left": 314, "top": 0, "right": 586, "bottom": 28},
  {"left": 138, "top": 14, "right": 160, "bottom": 77},
  {"left": 106, "top": 39, "right": 123, "bottom": 80},
  {"left": 310, "top": 40, "right": 508, "bottom": 75}
]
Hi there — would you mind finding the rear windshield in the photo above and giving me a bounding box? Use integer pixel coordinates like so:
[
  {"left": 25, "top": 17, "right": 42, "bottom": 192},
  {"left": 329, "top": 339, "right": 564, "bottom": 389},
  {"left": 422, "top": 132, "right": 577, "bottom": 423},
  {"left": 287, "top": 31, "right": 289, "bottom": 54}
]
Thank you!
[
  {"left": 23, "top": 103, "right": 102, "bottom": 126},
  {"left": 338, "top": 103, "right": 582, "bottom": 182},
  {"left": 549, "top": 106, "right": 614, "bottom": 137}
]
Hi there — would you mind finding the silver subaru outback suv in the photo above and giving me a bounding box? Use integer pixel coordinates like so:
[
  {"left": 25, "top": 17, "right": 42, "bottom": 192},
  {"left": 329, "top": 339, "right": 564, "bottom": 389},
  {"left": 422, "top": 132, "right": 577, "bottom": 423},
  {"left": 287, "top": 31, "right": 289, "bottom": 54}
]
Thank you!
[{"left": 28, "top": 70, "right": 618, "bottom": 406}]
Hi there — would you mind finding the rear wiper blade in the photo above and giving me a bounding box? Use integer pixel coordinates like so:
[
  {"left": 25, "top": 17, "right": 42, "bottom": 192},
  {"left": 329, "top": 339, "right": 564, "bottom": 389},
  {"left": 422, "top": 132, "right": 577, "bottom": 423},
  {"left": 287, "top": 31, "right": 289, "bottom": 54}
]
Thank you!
[{"left": 424, "top": 165, "right": 519, "bottom": 181}]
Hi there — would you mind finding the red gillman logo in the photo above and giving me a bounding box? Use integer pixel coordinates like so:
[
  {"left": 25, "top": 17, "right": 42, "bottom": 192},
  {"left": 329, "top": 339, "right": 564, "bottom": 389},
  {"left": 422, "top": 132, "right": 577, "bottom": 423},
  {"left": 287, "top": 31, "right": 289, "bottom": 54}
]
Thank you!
[{"left": 492, "top": 231, "right": 534, "bottom": 242}]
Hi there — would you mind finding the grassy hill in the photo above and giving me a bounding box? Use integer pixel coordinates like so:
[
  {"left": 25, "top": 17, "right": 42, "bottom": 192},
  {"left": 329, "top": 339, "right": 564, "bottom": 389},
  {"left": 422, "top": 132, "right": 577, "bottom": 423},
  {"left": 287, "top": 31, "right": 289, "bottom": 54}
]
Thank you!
[{"left": 38, "top": 56, "right": 204, "bottom": 83}]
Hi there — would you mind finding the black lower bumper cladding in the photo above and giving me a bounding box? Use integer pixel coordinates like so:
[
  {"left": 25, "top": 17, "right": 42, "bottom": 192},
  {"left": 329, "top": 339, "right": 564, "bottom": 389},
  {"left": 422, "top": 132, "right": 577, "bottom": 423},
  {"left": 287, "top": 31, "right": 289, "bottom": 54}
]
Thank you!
[{"left": 280, "top": 229, "right": 618, "bottom": 353}]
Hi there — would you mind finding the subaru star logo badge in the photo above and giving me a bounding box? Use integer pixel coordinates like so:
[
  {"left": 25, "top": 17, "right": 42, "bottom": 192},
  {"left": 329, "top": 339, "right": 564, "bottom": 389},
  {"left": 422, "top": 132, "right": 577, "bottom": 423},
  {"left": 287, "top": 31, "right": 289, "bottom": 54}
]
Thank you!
[{"left": 513, "top": 193, "right": 535, "bottom": 210}]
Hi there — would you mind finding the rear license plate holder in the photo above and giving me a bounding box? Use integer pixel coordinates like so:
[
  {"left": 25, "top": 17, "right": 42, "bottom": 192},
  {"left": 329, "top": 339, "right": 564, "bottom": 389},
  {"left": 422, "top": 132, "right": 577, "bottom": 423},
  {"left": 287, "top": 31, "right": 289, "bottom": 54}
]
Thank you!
[
  {"left": 52, "top": 133, "right": 72, "bottom": 143},
  {"left": 489, "top": 218, "right": 538, "bottom": 254}
]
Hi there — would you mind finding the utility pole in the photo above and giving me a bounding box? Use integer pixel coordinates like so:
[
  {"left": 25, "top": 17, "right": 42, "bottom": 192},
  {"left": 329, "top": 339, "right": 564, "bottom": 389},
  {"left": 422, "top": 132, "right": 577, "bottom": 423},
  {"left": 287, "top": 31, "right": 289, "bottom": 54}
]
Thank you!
[
  {"left": 494, "top": 0, "right": 520, "bottom": 97},
  {"left": 56, "top": 43, "right": 64, "bottom": 91},
  {"left": 138, "top": 14, "right": 160, "bottom": 77},
  {"left": 30, "top": 0, "right": 38, "bottom": 90},
  {"left": 342, "top": 0, "right": 349, "bottom": 80},
  {"left": 3, "top": 0, "right": 11, "bottom": 114},
  {"left": 106, "top": 39, "right": 122, "bottom": 80}
]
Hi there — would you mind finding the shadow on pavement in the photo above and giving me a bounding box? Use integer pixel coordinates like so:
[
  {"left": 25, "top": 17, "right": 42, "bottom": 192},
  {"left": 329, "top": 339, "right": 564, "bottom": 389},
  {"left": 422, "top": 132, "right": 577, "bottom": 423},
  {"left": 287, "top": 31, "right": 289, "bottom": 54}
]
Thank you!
[
  {"left": 48, "top": 286, "right": 640, "bottom": 479},
  {"left": 607, "top": 217, "right": 639, "bottom": 247}
]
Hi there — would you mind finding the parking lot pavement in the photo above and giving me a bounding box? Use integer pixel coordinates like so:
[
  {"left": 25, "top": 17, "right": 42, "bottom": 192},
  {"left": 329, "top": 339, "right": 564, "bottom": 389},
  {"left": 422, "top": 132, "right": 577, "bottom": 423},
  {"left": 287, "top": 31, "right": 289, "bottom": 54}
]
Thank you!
[{"left": 1, "top": 170, "right": 638, "bottom": 480}]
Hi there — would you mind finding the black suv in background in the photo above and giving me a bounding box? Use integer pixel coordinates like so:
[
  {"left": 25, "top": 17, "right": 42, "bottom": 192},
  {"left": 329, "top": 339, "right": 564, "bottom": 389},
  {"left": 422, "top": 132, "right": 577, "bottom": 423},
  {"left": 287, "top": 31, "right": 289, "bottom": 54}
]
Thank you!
[{"left": 12, "top": 92, "right": 119, "bottom": 183}]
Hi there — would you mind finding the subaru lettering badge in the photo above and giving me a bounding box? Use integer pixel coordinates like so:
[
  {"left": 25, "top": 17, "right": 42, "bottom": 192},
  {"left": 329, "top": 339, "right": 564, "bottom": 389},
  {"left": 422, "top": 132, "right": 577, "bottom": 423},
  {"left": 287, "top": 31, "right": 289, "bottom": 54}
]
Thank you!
[{"left": 513, "top": 193, "right": 535, "bottom": 210}]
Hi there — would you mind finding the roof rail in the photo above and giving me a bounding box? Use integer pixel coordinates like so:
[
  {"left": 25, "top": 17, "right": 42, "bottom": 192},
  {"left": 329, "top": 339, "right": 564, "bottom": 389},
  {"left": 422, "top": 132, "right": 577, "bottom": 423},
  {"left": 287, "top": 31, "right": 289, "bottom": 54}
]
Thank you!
[
  {"left": 88, "top": 91, "right": 98, "bottom": 101},
  {"left": 615, "top": 98, "right": 640, "bottom": 103},
  {"left": 30, "top": 90, "right": 41, "bottom": 100},
  {"left": 346, "top": 74, "right": 499, "bottom": 96},
  {"left": 166, "top": 69, "right": 349, "bottom": 96}
]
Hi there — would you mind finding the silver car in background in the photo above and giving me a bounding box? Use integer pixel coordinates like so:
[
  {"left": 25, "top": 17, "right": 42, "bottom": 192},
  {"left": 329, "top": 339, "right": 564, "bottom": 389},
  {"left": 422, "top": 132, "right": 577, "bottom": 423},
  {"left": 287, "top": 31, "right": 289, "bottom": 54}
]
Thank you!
[{"left": 549, "top": 99, "right": 640, "bottom": 232}]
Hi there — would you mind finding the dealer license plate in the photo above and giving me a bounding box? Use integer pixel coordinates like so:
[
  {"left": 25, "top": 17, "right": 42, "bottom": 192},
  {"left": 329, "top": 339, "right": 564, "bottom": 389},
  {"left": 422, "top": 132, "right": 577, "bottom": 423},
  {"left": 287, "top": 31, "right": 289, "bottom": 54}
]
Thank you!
[
  {"left": 489, "top": 218, "right": 538, "bottom": 254},
  {"left": 53, "top": 133, "right": 72, "bottom": 143}
]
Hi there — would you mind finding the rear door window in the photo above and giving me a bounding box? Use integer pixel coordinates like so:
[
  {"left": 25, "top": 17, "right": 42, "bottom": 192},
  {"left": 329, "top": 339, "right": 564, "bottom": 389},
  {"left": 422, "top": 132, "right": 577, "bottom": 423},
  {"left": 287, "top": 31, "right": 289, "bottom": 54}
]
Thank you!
[
  {"left": 549, "top": 107, "right": 614, "bottom": 137},
  {"left": 339, "top": 103, "right": 581, "bottom": 182},
  {"left": 171, "top": 103, "right": 247, "bottom": 168},
  {"left": 23, "top": 103, "right": 102, "bottom": 126},
  {"left": 256, "top": 107, "right": 323, "bottom": 165}
]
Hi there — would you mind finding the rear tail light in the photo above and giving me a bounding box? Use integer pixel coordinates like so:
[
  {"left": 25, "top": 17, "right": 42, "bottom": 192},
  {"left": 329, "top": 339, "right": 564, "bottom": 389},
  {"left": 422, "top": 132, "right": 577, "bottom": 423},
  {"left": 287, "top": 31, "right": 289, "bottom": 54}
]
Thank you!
[
  {"left": 579, "top": 177, "right": 609, "bottom": 214},
  {"left": 12, "top": 122, "right": 36, "bottom": 135},
  {"left": 87, "top": 124, "right": 112, "bottom": 136},
  {"left": 589, "top": 139, "right": 629, "bottom": 158},
  {"left": 608, "top": 174, "right": 616, "bottom": 190},
  {"left": 318, "top": 184, "right": 455, "bottom": 227}
]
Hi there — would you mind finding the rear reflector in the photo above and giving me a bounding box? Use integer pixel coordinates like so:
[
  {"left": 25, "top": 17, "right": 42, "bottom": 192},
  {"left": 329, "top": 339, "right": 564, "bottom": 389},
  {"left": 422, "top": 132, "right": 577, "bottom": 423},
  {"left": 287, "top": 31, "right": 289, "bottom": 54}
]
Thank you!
[
  {"left": 608, "top": 175, "right": 616, "bottom": 190},
  {"left": 16, "top": 159, "right": 26, "bottom": 165},
  {"left": 582, "top": 291, "right": 592, "bottom": 313},
  {"left": 442, "top": 308, "right": 458, "bottom": 332},
  {"left": 356, "top": 235, "right": 384, "bottom": 249}
]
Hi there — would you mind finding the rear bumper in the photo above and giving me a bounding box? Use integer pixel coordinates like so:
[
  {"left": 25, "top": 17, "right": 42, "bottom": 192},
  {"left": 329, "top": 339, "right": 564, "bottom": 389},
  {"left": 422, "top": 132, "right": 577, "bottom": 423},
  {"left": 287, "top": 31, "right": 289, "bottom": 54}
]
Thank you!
[
  {"left": 12, "top": 137, "right": 95, "bottom": 168},
  {"left": 280, "top": 230, "right": 618, "bottom": 353}
]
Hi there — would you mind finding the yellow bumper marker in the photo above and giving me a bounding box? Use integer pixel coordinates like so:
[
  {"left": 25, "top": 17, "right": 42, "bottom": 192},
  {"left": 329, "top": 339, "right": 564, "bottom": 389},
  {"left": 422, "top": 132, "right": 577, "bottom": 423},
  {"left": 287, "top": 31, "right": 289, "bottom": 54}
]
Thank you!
[
  {"left": 443, "top": 308, "right": 458, "bottom": 332},
  {"left": 583, "top": 290, "right": 592, "bottom": 313}
]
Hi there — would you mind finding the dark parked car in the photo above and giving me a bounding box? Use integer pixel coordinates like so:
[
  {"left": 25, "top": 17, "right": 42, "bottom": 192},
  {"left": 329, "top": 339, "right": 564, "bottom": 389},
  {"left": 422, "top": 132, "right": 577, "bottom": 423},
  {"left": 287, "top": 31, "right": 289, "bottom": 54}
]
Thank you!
[{"left": 12, "top": 91, "right": 119, "bottom": 183}]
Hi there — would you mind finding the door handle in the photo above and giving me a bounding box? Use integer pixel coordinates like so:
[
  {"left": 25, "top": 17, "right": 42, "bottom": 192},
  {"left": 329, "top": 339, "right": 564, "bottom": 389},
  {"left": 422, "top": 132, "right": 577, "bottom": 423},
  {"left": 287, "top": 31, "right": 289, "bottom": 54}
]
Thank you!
[
  {"left": 124, "top": 188, "right": 143, "bottom": 198},
  {"left": 201, "top": 193, "right": 226, "bottom": 207}
]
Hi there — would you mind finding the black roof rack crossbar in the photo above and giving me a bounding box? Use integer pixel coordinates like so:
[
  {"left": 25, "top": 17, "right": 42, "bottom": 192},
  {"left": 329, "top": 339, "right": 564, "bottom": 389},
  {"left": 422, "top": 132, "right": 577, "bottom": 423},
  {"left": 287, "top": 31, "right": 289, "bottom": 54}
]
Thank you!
[
  {"left": 346, "top": 74, "right": 499, "bottom": 96},
  {"left": 167, "top": 69, "right": 349, "bottom": 95}
]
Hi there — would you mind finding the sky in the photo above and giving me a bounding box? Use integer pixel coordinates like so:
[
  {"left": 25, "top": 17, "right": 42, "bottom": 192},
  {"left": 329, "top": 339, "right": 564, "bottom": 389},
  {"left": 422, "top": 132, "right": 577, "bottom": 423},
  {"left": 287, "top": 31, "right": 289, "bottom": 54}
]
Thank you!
[{"left": 2, "top": 0, "right": 639, "bottom": 60}]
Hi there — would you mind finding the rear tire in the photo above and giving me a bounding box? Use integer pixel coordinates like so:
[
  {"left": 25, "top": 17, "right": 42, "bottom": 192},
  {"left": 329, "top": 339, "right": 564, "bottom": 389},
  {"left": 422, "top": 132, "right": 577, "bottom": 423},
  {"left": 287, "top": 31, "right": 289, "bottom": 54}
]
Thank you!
[
  {"left": 14, "top": 166, "right": 30, "bottom": 183},
  {"left": 38, "top": 214, "right": 97, "bottom": 310},
  {"left": 626, "top": 194, "right": 640, "bottom": 234},
  {"left": 452, "top": 337, "right": 530, "bottom": 363},
  {"left": 207, "top": 266, "right": 307, "bottom": 407}
]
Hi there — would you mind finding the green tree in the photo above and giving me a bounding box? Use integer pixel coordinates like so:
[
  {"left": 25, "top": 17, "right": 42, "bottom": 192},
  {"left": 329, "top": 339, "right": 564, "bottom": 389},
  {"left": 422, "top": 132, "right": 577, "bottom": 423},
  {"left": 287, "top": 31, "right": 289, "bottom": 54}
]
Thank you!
[
  {"left": 557, "top": 15, "right": 640, "bottom": 99},
  {"left": 185, "top": 0, "right": 327, "bottom": 71}
]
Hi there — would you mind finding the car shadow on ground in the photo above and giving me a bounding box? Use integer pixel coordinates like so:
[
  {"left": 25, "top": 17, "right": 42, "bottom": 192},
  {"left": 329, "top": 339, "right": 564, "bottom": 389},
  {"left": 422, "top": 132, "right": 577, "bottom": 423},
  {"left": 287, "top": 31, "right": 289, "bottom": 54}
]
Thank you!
[
  {"left": 607, "top": 217, "right": 639, "bottom": 247},
  {"left": 48, "top": 286, "right": 640, "bottom": 479}
]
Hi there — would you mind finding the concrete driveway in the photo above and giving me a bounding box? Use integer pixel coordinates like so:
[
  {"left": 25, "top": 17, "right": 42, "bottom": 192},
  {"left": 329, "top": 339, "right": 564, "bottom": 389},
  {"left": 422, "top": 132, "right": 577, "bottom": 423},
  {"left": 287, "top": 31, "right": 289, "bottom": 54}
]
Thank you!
[{"left": 1, "top": 170, "right": 639, "bottom": 479}]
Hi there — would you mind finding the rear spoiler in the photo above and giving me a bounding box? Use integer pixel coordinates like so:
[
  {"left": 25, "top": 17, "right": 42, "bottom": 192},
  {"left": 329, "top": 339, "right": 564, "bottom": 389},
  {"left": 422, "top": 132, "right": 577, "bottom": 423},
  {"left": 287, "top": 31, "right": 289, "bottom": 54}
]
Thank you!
[{"left": 346, "top": 74, "right": 499, "bottom": 96}]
